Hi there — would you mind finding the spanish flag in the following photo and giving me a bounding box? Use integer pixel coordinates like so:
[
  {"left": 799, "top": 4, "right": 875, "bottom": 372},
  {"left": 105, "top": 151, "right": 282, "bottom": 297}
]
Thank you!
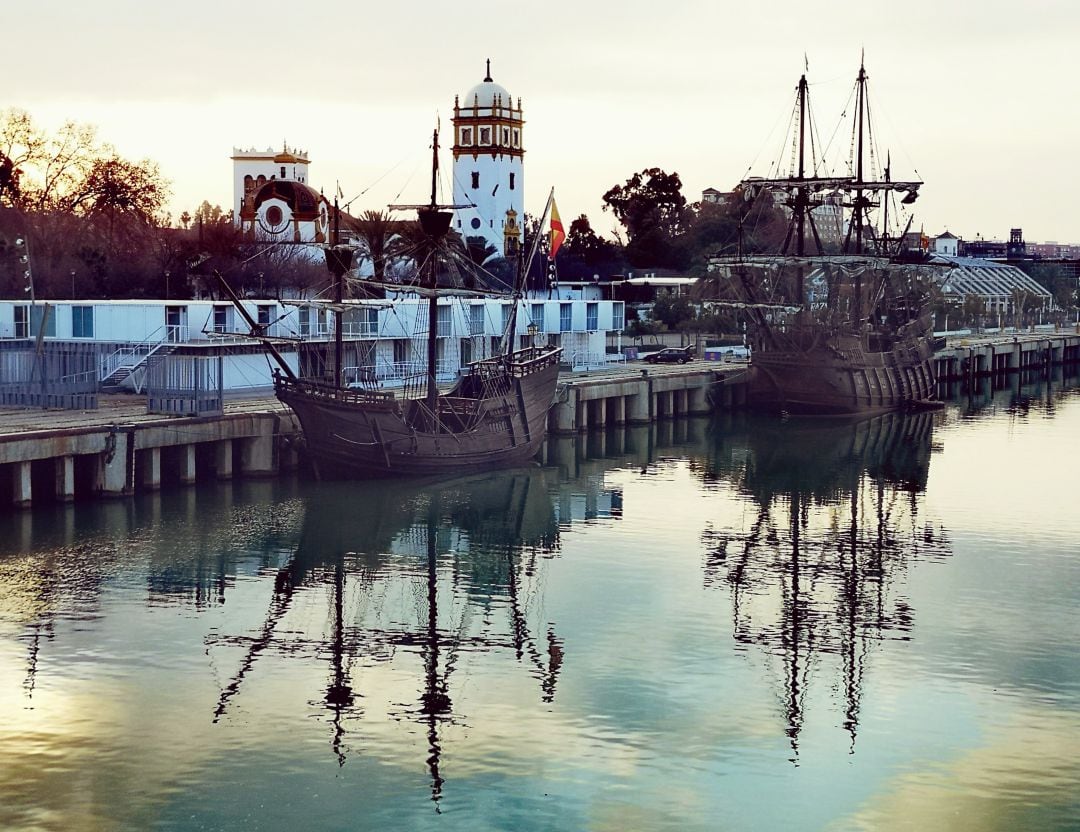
[{"left": 549, "top": 198, "right": 566, "bottom": 259}]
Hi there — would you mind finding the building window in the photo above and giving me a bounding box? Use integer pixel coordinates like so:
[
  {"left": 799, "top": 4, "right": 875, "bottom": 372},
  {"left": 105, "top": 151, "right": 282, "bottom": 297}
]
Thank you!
[
  {"left": 342, "top": 306, "right": 378, "bottom": 337},
  {"left": 586, "top": 302, "right": 598, "bottom": 332},
  {"left": 257, "top": 304, "right": 272, "bottom": 327},
  {"left": 612, "top": 302, "right": 625, "bottom": 332},
  {"left": 479, "top": 126, "right": 491, "bottom": 145},
  {"left": 470, "top": 304, "right": 485, "bottom": 336},
  {"left": 531, "top": 303, "right": 544, "bottom": 332},
  {"left": 265, "top": 205, "right": 284, "bottom": 227},
  {"left": 512, "top": 129, "right": 520, "bottom": 147},
  {"left": 501, "top": 127, "right": 510, "bottom": 145},
  {"left": 471, "top": 171, "right": 479, "bottom": 189},
  {"left": 280, "top": 166, "right": 286, "bottom": 178},
  {"left": 72, "top": 305, "right": 94, "bottom": 338},
  {"left": 560, "top": 303, "right": 572, "bottom": 332},
  {"left": 13, "top": 305, "right": 28, "bottom": 338},
  {"left": 165, "top": 306, "right": 184, "bottom": 341},
  {"left": 460, "top": 338, "right": 472, "bottom": 366},
  {"left": 501, "top": 304, "right": 512, "bottom": 334},
  {"left": 470, "top": 217, "right": 482, "bottom": 230},
  {"left": 393, "top": 338, "right": 409, "bottom": 365},
  {"left": 213, "top": 306, "right": 229, "bottom": 334},
  {"left": 461, "top": 127, "right": 473, "bottom": 145},
  {"left": 436, "top": 305, "right": 451, "bottom": 337},
  {"left": 509, "top": 172, "right": 515, "bottom": 190},
  {"left": 243, "top": 174, "right": 254, "bottom": 193},
  {"left": 29, "top": 306, "right": 56, "bottom": 338}
]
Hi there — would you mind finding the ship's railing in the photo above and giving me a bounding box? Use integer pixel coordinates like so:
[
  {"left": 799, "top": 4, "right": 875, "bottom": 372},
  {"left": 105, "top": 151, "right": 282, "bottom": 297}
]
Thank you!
[
  {"left": 275, "top": 372, "right": 396, "bottom": 405},
  {"left": 339, "top": 360, "right": 457, "bottom": 390}
]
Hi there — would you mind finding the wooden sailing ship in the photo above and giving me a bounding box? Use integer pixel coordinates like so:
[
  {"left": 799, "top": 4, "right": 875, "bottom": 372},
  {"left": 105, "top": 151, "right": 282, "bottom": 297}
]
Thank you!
[
  {"left": 226, "top": 129, "right": 561, "bottom": 478},
  {"left": 708, "top": 60, "right": 944, "bottom": 416}
]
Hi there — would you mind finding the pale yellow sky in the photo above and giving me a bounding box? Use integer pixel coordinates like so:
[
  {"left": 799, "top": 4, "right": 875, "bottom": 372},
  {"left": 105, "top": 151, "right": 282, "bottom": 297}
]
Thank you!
[{"left": 5, "top": 0, "right": 1076, "bottom": 243}]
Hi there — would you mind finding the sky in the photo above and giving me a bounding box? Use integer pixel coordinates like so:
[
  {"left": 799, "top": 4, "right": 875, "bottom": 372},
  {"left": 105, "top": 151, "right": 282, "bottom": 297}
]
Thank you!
[{"left": 4, "top": 0, "right": 1077, "bottom": 244}]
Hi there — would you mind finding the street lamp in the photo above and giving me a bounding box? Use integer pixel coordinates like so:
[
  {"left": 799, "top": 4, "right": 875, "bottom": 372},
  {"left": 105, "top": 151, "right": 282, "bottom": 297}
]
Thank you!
[
  {"left": 15, "top": 236, "right": 33, "bottom": 302},
  {"left": 164, "top": 269, "right": 170, "bottom": 300},
  {"left": 70, "top": 269, "right": 75, "bottom": 298}
]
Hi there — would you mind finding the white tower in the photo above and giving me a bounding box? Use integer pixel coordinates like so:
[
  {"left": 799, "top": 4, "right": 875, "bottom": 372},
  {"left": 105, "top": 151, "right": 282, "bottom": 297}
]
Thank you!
[{"left": 452, "top": 61, "right": 525, "bottom": 259}]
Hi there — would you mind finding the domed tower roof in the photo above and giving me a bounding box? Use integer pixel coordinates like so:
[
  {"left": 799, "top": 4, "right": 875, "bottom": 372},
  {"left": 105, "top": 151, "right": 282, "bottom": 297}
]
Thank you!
[
  {"left": 461, "top": 60, "right": 513, "bottom": 108},
  {"left": 252, "top": 179, "right": 325, "bottom": 220}
]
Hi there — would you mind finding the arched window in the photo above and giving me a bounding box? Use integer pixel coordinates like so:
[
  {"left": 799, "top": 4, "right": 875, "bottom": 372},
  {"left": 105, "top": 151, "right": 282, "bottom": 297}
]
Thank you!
[{"left": 244, "top": 174, "right": 254, "bottom": 192}]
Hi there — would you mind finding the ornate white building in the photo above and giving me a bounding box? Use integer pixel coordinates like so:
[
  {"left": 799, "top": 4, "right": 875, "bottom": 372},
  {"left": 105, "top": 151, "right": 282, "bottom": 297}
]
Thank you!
[
  {"left": 452, "top": 62, "right": 525, "bottom": 259},
  {"left": 231, "top": 145, "right": 330, "bottom": 245}
]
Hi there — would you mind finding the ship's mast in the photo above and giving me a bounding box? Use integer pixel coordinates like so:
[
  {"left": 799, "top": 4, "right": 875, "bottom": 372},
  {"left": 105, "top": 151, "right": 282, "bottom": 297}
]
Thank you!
[
  {"left": 796, "top": 75, "right": 808, "bottom": 258},
  {"left": 333, "top": 196, "right": 343, "bottom": 390},
  {"left": 854, "top": 61, "right": 867, "bottom": 255},
  {"left": 425, "top": 129, "right": 441, "bottom": 415},
  {"left": 850, "top": 59, "right": 869, "bottom": 323}
]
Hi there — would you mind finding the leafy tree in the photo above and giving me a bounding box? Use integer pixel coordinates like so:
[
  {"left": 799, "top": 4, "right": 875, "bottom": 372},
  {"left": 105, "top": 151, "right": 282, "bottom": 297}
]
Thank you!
[
  {"left": 0, "top": 108, "right": 172, "bottom": 298},
  {"left": 557, "top": 213, "right": 623, "bottom": 279},
  {"left": 650, "top": 290, "right": 695, "bottom": 330},
  {"left": 602, "top": 168, "right": 689, "bottom": 268}
]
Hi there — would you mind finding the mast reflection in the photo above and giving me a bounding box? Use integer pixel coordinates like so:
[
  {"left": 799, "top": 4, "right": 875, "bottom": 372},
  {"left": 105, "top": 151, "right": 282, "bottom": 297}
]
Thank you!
[
  {"left": 206, "top": 468, "right": 571, "bottom": 805},
  {"left": 700, "top": 411, "right": 952, "bottom": 759}
]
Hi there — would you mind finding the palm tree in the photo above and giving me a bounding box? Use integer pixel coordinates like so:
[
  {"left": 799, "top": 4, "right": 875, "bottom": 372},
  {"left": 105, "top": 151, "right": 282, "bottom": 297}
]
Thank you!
[{"left": 349, "top": 209, "right": 396, "bottom": 298}]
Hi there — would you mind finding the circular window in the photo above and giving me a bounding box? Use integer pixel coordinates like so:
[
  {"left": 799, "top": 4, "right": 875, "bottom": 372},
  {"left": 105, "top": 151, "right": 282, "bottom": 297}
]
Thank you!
[
  {"left": 266, "top": 205, "right": 284, "bottom": 227},
  {"left": 470, "top": 217, "right": 482, "bottom": 230}
]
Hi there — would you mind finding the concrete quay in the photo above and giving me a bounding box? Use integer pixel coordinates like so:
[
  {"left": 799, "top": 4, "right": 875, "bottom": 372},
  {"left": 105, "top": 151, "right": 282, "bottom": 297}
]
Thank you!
[
  {"left": 0, "top": 396, "right": 300, "bottom": 510},
  {"left": 934, "top": 331, "right": 1080, "bottom": 381},
  {"left": 547, "top": 362, "right": 746, "bottom": 434},
  {"left": 0, "top": 363, "right": 745, "bottom": 510}
]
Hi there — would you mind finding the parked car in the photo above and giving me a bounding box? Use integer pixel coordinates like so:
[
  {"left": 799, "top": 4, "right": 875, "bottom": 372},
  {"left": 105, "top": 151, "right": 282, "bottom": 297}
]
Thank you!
[{"left": 644, "top": 346, "right": 693, "bottom": 364}]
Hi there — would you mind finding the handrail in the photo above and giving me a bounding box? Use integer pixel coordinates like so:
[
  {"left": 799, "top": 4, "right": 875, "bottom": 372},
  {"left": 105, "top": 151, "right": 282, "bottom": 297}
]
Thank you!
[
  {"left": 568, "top": 350, "right": 607, "bottom": 370},
  {"left": 99, "top": 325, "right": 173, "bottom": 382}
]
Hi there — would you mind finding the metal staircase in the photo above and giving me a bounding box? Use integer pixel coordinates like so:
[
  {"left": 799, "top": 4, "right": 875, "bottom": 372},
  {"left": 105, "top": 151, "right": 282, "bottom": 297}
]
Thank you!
[{"left": 99, "top": 328, "right": 176, "bottom": 394}]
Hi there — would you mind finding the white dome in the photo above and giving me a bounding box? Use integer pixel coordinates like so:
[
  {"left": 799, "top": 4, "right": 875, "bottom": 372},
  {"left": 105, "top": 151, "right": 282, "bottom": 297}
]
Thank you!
[{"left": 462, "top": 79, "right": 512, "bottom": 108}]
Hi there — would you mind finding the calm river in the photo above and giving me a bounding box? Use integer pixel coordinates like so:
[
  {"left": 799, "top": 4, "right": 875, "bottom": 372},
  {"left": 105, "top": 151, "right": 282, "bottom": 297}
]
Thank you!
[{"left": 1, "top": 373, "right": 1078, "bottom": 831}]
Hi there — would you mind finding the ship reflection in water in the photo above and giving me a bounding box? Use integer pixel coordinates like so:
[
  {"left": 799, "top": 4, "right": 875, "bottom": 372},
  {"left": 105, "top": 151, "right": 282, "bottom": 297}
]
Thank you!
[
  {"left": 203, "top": 470, "right": 582, "bottom": 803},
  {"left": 699, "top": 411, "right": 952, "bottom": 759}
]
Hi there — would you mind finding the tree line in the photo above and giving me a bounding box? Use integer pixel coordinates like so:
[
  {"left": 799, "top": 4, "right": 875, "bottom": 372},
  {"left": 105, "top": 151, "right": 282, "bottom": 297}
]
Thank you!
[{"left": 5, "top": 109, "right": 1070, "bottom": 332}]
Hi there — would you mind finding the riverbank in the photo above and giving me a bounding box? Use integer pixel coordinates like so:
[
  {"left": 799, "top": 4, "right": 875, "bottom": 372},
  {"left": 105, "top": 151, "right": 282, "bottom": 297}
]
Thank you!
[{"left": 2, "top": 329, "right": 1078, "bottom": 511}]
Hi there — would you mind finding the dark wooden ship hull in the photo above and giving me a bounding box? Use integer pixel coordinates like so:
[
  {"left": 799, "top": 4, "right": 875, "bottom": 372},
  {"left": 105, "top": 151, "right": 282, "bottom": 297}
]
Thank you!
[
  {"left": 276, "top": 346, "right": 561, "bottom": 478},
  {"left": 748, "top": 324, "right": 938, "bottom": 416}
]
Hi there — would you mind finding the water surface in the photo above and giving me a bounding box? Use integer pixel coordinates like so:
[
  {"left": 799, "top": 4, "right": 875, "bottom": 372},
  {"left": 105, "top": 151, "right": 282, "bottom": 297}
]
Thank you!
[{"left": 1, "top": 372, "right": 1078, "bottom": 830}]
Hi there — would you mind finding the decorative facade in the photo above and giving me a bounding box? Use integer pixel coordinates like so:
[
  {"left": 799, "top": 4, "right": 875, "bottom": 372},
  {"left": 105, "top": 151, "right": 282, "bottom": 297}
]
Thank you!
[
  {"left": 232, "top": 145, "right": 330, "bottom": 245},
  {"left": 452, "top": 62, "right": 525, "bottom": 259}
]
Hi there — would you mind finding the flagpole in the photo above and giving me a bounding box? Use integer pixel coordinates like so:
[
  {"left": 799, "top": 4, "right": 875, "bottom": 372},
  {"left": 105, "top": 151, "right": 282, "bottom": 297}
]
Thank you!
[{"left": 504, "top": 188, "right": 554, "bottom": 355}]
